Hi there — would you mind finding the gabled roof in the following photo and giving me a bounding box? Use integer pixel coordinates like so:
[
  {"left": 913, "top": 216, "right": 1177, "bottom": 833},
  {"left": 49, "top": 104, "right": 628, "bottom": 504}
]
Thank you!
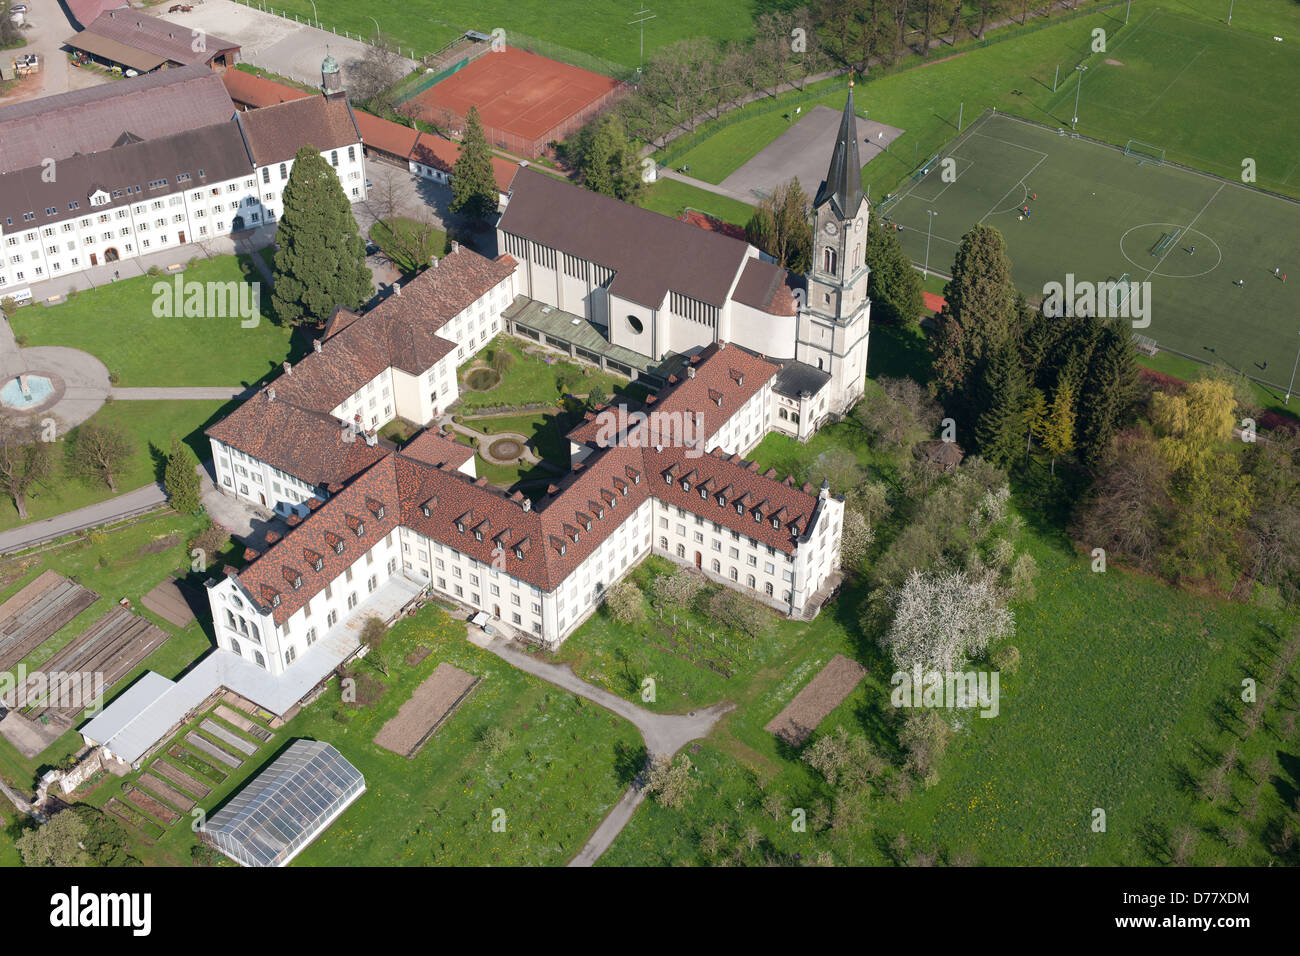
[
  {"left": 0, "top": 122, "right": 252, "bottom": 229},
  {"left": 234, "top": 94, "right": 361, "bottom": 166},
  {"left": 79, "top": 9, "right": 239, "bottom": 66},
  {"left": 0, "top": 64, "right": 234, "bottom": 170},
  {"left": 814, "top": 83, "right": 864, "bottom": 218},
  {"left": 733, "top": 257, "right": 799, "bottom": 316},
  {"left": 499, "top": 166, "right": 752, "bottom": 309},
  {"left": 353, "top": 110, "right": 420, "bottom": 160},
  {"left": 222, "top": 69, "right": 313, "bottom": 109}
]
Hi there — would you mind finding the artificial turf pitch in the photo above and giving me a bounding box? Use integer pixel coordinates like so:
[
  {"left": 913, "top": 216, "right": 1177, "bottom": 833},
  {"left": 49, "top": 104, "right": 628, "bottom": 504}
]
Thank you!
[{"left": 882, "top": 110, "right": 1300, "bottom": 390}]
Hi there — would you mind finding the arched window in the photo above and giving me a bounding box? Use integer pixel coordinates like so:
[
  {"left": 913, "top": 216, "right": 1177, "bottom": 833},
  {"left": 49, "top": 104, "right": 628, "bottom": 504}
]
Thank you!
[
  {"left": 823, "top": 246, "right": 837, "bottom": 275},
  {"left": 747, "top": 574, "right": 756, "bottom": 589},
  {"left": 765, "top": 582, "right": 775, "bottom": 596},
  {"left": 659, "top": 536, "right": 668, "bottom": 550},
  {"left": 230, "top": 637, "right": 241, "bottom": 656},
  {"left": 711, "top": 559, "right": 721, "bottom": 573},
  {"left": 254, "top": 650, "right": 266, "bottom": 668},
  {"left": 676, "top": 544, "right": 686, "bottom": 558}
]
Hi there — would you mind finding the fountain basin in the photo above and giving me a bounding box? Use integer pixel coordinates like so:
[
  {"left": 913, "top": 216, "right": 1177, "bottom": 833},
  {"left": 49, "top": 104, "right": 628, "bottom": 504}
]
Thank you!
[{"left": 1, "top": 375, "right": 54, "bottom": 409}]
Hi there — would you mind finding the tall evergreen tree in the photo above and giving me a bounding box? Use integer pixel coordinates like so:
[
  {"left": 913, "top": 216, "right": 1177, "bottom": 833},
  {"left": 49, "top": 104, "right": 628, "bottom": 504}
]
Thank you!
[
  {"left": 866, "top": 217, "right": 925, "bottom": 327},
  {"left": 572, "top": 114, "right": 644, "bottom": 201},
  {"left": 164, "top": 437, "right": 201, "bottom": 514},
  {"left": 745, "top": 178, "right": 812, "bottom": 274},
  {"left": 451, "top": 106, "right": 500, "bottom": 221},
  {"left": 270, "top": 145, "right": 372, "bottom": 325},
  {"left": 929, "top": 224, "right": 1018, "bottom": 431},
  {"left": 1075, "top": 320, "right": 1140, "bottom": 467},
  {"left": 1035, "top": 376, "right": 1077, "bottom": 477},
  {"left": 974, "top": 342, "right": 1028, "bottom": 469}
]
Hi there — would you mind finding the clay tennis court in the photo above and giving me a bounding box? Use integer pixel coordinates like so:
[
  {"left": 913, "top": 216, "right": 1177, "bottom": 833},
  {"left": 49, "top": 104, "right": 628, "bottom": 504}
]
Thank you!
[{"left": 408, "top": 46, "right": 622, "bottom": 157}]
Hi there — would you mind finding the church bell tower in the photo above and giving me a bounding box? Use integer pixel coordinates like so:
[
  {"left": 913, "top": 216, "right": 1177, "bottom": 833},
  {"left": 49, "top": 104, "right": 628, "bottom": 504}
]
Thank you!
[{"left": 799, "top": 80, "right": 871, "bottom": 413}]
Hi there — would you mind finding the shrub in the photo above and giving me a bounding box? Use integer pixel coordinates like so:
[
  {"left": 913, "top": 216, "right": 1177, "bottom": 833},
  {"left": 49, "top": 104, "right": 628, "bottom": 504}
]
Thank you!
[
  {"left": 604, "top": 579, "right": 645, "bottom": 624},
  {"left": 0, "top": 296, "right": 17, "bottom": 316},
  {"left": 650, "top": 569, "right": 705, "bottom": 609},
  {"left": 992, "top": 645, "right": 1021, "bottom": 675},
  {"left": 481, "top": 726, "right": 513, "bottom": 758}
]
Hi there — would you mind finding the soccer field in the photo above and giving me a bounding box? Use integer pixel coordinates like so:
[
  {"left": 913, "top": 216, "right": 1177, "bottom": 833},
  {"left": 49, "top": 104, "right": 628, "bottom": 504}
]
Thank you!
[
  {"left": 1045, "top": 6, "right": 1300, "bottom": 193},
  {"left": 882, "top": 111, "right": 1300, "bottom": 389}
]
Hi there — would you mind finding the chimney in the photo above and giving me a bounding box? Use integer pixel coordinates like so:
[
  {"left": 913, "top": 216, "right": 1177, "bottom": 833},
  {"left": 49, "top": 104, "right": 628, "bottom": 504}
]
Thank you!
[
  {"left": 687, "top": 367, "right": 695, "bottom": 379},
  {"left": 394, "top": 282, "right": 401, "bottom": 296},
  {"left": 431, "top": 257, "right": 439, "bottom": 269},
  {"left": 718, "top": 341, "right": 726, "bottom": 350},
  {"left": 267, "top": 387, "right": 276, "bottom": 402},
  {"left": 451, "top": 240, "right": 460, "bottom": 254},
  {"left": 283, "top": 361, "right": 292, "bottom": 375},
  {"left": 313, "top": 339, "right": 322, "bottom": 353},
  {"left": 522, "top": 498, "right": 532, "bottom": 512}
]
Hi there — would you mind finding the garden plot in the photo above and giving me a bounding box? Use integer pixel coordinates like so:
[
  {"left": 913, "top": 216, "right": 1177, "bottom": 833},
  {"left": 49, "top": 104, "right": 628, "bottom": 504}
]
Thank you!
[
  {"left": 185, "top": 732, "right": 244, "bottom": 769},
  {"left": 169, "top": 744, "right": 229, "bottom": 783},
  {"left": 136, "top": 773, "right": 196, "bottom": 813},
  {"left": 765, "top": 654, "right": 867, "bottom": 746},
  {"left": 124, "top": 786, "right": 180, "bottom": 826},
  {"left": 152, "top": 759, "right": 211, "bottom": 799},
  {"left": 213, "top": 704, "right": 273, "bottom": 742},
  {"left": 0, "top": 571, "right": 99, "bottom": 675},
  {"left": 22, "top": 606, "right": 170, "bottom": 722},
  {"left": 199, "top": 718, "right": 260, "bottom": 756},
  {"left": 375, "top": 662, "right": 480, "bottom": 758}
]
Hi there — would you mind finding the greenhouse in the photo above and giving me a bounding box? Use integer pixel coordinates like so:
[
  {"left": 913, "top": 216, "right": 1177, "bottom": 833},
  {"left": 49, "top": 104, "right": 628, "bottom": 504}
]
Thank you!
[{"left": 201, "top": 740, "right": 365, "bottom": 867}]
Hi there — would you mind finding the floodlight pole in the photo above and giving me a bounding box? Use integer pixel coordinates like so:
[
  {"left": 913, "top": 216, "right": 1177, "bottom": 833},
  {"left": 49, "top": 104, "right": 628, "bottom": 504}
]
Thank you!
[
  {"left": 1053, "top": 64, "right": 1059, "bottom": 92},
  {"left": 1125, "top": 0, "right": 1131, "bottom": 23},
  {"left": 1072, "top": 65, "right": 1087, "bottom": 129},
  {"left": 1228, "top": 0, "right": 1234, "bottom": 25},
  {"left": 629, "top": 9, "right": 656, "bottom": 74},
  {"left": 958, "top": 102, "right": 963, "bottom": 131},
  {"left": 1286, "top": 331, "right": 1300, "bottom": 405},
  {"left": 924, "top": 210, "right": 938, "bottom": 279}
]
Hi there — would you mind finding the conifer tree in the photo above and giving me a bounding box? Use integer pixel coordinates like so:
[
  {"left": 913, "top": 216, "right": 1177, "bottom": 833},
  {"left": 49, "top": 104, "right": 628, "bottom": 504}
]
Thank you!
[
  {"left": 974, "top": 342, "right": 1028, "bottom": 470},
  {"left": 164, "top": 437, "right": 201, "bottom": 513},
  {"left": 271, "top": 145, "right": 372, "bottom": 325},
  {"left": 451, "top": 106, "right": 500, "bottom": 221},
  {"left": 866, "top": 218, "right": 925, "bottom": 327}
]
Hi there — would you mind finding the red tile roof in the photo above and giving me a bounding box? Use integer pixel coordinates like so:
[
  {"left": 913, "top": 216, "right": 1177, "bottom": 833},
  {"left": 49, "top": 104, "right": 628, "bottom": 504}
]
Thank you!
[
  {"left": 399, "top": 429, "right": 476, "bottom": 470},
  {"left": 569, "top": 342, "right": 777, "bottom": 450},
  {"left": 237, "top": 456, "right": 403, "bottom": 625},
  {"left": 235, "top": 93, "right": 361, "bottom": 166},
  {"left": 207, "top": 248, "right": 515, "bottom": 488},
  {"left": 354, "top": 110, "right": 421, "bottom": 160},
  {"left": 222, "top": 69, "right": 312, "bottom": 109}
]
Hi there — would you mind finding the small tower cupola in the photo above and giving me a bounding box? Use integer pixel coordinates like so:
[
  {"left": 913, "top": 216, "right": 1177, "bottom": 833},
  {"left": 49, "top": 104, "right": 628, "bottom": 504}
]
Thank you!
[{"left": 321, "top": 52, "right": 342, "bottom": 95}]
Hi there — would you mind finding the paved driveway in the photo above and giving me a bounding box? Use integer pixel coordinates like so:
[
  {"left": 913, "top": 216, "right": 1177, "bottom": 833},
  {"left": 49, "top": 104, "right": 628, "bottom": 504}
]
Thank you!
[
  {"left": 156, "top": 0, "right": 415, "bottom": 87},
  {"left": 720, "top": 105, "right": 905, "bottom": 202}
]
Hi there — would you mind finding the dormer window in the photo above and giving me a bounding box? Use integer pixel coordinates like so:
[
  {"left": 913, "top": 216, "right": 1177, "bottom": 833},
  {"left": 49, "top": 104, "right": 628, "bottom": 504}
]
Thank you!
[
  {"left": 665, "top": 475, "right": 673, "bottom": 485},
  {"left": 583, "top": 519, "right": 592, "bottom": 532},
  {"left": 376, "top": 505, "right": 385, "bottom": 518},
  {"left": 717, "top": 495, "right": 726, "bottom": 507},
  {"left": 699, "top": 488, "right": 707, "bottom": 499},
  {"left": 456, "top": 521, "right": 466, "bottom": 533},
  {"left": 355, "top": 522, "right": 365, "bottom": 537},
  {"left": 293, "top": 575, "right": 302, "bottom": 589},
  {"left": 772, "top": 518, "right": 781, "bottom": 529},
  {"left": 333, "top": 540, "right": 344, "bottom": 554},
  {"left": 514, "top": 548, "right": 523, "bottom": 559},
  {"left": 474, "top": 530, "right": 483, "bottom": 542},
  {"left": 736, "top": 503, "right": 744, "bottom": 515},
  {"left": 754, "top": 511, "right": 762, "bottom": 522},
  {"left": 422, "top": 505, "right": 431, "bottom": 517},
  {"left": 681, "top": 480, "right": 691, "bottom": 492},
  {"left": 271, "top": 593, "right": 281, "bottom": 608},
  {"left": 314, "top": 558, "right": 323, "bottom": 571}
]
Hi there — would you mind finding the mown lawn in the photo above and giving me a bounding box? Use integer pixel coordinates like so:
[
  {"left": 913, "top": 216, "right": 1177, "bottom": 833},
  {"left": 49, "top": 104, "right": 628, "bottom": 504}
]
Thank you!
[
  {"left": 0, "top": 399, "right": 232, "bottom": 532},
  {"left": 369, "top": 217, "right": 449, "bottom": 274},
  {"left": 637, "top": 179, "right": 755, "bottom": 227},
  {"left": 455, "top": 337, "right": 629, "bottom": 412},
  {"left": 80, "top": 605, "right": 642, "bottom": 866},
  {"left": 9, "top": 254, "right": 294, "bottom": 387}
]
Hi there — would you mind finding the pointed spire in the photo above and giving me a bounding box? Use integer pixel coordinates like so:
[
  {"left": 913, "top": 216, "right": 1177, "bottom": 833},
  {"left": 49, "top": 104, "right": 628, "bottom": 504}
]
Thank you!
[{"left": 814, "top": 79, "right": 863, "bottom": 218}]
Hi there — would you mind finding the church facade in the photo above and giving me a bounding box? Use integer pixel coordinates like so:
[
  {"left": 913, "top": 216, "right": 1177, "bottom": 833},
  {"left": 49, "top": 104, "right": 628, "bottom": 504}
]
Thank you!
[{"left": 497, "top": 85, "right": 872, "bottom": 431}]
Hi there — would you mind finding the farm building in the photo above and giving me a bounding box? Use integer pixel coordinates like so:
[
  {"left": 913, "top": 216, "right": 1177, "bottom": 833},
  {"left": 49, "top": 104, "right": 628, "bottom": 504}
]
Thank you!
[
  {"left": 200, "top": 740, "right": 365, "bottom": 867},
  {"left": 65, "top": 9, "right": 239, "bottom": 74}
]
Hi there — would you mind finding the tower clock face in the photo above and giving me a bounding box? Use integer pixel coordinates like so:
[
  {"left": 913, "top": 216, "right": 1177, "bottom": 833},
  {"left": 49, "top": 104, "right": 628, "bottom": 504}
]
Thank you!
[{"left": 824, "top": 221, "right": 838, "bottom": 236}]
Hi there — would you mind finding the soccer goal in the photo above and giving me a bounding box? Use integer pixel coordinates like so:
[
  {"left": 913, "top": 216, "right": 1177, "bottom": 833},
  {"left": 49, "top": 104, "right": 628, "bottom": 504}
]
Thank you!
[
  {"left": 1150, "top": 229, "right": 1181, "bottom": 257},
  {"left": 1124, "top": 139, "right": 1166, "bottom": 166},
  {"left": 912, "top": 153, "right": 941, "bottom": 180},
  {"left": 1131, "top": 333, "right": 1159, "bottom": 356}
]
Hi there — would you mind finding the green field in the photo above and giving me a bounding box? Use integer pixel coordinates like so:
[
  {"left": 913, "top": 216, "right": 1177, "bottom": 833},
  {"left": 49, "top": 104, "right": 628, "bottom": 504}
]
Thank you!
[
  {"left": 883, "top": 110, "right": 1300, "bottom": 389},
  {"left": 664, "top": 1, "right": 1300, "bottom": 203},
  {"left": 9, "top": 254, "right": 295, "bottom": 387},
  {"left": 0, "top": 400, "right": 232, "bottom": 531},
  {"left": 256, "top": 0, "right": 755, "bottom": 70}
]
